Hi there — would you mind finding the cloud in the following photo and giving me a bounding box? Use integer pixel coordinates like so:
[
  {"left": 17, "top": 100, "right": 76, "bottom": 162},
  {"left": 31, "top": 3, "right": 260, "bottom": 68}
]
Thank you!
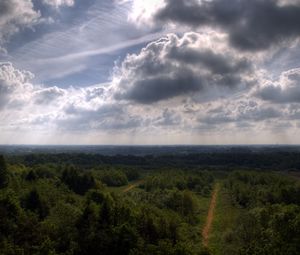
[
  {"left": 113, "top": 32, "right": 255, "bottom": 104},
  {"left": 0, "top": 62, "right": 34, "bottom": 110},
  {"left": 256, "top": 68, "right": 300, "bottom": 103},
  {"left": 154, "top": 108, "right": 181, "bottom": 126},
  {"left": 199, "top": 100, "right": 282, "bottom": 128},
  {"left": 137, "top": 0, "right": 300, "bottom": 51},
  {"left": 0, "top": 0, "right": 40, "bottom": 46},
  {"left": 42, "top": 0, "right": 75, "bottom": 8},
  {"left": 7, "top": 0, "right": 167, "bottom": 84},
  {"left": 33, "top": 86, "right": 66, "bottom": 105},
  {"left": 128, "top": 0, "right": 165, "bottom": 26},
  {"left": 0, "top": 62, "right": 68, "bottom": 110},
  {"left": 1, "top": 57, "right": 298, "bottom": 144},
  {"left": 0, "top": 62, "right": 141, "bottom": 132},
  {"left": 0, "top": 46, "right": 7, "bottom": 55},
  {"left": 57, "top": 103, "right": 142, "bottom": 131}
]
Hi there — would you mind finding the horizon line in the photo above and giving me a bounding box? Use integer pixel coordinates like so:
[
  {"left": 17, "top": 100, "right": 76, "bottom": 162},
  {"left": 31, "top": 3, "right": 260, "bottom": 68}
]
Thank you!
[{"left": 0, "top": 144, "right": 300, "bottom": 147}]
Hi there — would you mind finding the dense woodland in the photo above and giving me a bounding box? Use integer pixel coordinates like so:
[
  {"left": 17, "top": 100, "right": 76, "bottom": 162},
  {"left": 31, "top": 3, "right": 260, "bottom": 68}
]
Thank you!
[
  {"left": 6, "top": 150, "right": 300, "bottom": 170},
  {"left": 220, "top": 172, "right": 300, "bottom": 254},
  {"left": 0, "top": 153, "right": 300, "bottom": 255}
]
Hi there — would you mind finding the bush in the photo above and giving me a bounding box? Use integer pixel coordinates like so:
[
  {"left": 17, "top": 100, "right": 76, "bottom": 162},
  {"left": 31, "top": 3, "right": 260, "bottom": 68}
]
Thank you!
[{"left": 100, "top": 170, "right": 128, "bottom": 187}]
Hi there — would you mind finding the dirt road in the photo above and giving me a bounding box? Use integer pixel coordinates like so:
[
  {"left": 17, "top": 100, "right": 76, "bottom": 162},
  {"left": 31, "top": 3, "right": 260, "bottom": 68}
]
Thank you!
[
  {"left": 202, "top": 183, "right": 220, "bottom": 247},
  {"left": 123, "top": 180, "right": 144, "bottom": 193}
]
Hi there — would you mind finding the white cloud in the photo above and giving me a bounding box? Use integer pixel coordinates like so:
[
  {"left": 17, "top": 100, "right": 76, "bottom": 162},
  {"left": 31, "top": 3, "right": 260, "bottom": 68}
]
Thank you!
[
  {"left": 278, "top": 0, "right": 300, "bottom": 6},
  {"left": 42, "top": 0, "right": 75, "bottom": 8},
  {"left": 0, "top": 62, "right": 34, "bottom": 110},
  {"left": 33, "top": 86, "right": 66, "bottom": 105},
  {"left": 0, "top": 0, "right": 40, "bottom": 46},
  {"left": 128, "top": 0, "right": 165, "bottom": 26}
]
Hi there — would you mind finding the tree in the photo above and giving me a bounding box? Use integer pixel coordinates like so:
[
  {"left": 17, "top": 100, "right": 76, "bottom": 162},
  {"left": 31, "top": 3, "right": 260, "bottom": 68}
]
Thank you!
[
  {"left": 100, "top": 170, "right": 128, "bottom": 187},
  {"left": 199, "top": 247, "right": 211, "bottom": 255},
  {"left": 25, "top": 170, "right": 37, "bottom": 181},
  {"left": 0, "top": 155, "right": 9, "bottom": 189},
  {"left": 0, "top": 192, "right": 21, "bottom": 238},
  {"left": 62, "top": 165, "right": 96, "bottom": 195},
  {"left": 99, "top": 196, "right": 114, "bottom": 226},
  {"left": 183, "top": 190, "right": 197, "bottom": 216},
  {"left": 24, "top": 189, "right": 48, "bottom": 219}
]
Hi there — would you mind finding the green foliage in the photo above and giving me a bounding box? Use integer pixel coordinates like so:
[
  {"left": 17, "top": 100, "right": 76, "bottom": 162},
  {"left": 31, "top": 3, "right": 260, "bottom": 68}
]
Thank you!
[
  {"left": 217, "top": 171, "right": 300, "bottom": 254},
  {"left": 14, "top": 151, "right": 300, "bottom": 170},
  {"left": 199, "top": 247, "right": 211, "bottom": 255},
  {"left": 86, "top": 189, "right": 106, "bottom": 204},
  {"left": 32, "top": 164, "right": 57, "bottom": 179},
  {"left": 62, "top": 165, "right": 96, "bottom": 195},
  {"left": 2, "top": 154, "right": 300, "bottom": 255},
  {"left": 23, "top": 188, "right": 49, "bottom": 219},
  {"left": 100, "top": 169, "right": 128, "bottom": 187},
  {"left": 141, "top": 171, "right": 213, "bottom": 195},
  {"left": 0, "top": 191, "right": 21, "bottom": 239},
  {"left": 123, "top": 168, "right": 140, "bottom": 181},
  {"left": 227, "top": 204, "right": 300, "bottom": 255},
  {"left": 164, "top": 190, "right": 198, "bottom": 217},
  {"left": 0, "top": 155, "right": 9, "bottom": 189},
  {"left": 225, "top": 171, "right": 300, "bottom": 207},
  {"left": 25, "top": 170, "right": 38, "bottom": 181}
]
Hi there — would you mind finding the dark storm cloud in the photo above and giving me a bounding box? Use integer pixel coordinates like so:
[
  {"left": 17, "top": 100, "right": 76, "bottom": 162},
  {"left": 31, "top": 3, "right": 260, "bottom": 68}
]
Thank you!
[
  {"left": 155, "top": 0, "right": 300, "bottom": 51},
  {"left": 115, "top": 70, "right": 203, "bottom": 104},
  {"left": 256, "top": 68, "right": 300, "bottom": 103},
  {"left": 258, "top": 85, "right": 300, "bottom": 103},
  {"left": 114, "top": 33, "right": 254, "bottom": 104},
  {"left": 167, "top": 47, "right": 252, "bottom": 76},
  {"left": 0, "top": 1, "right": 13, "bottom": 16}
]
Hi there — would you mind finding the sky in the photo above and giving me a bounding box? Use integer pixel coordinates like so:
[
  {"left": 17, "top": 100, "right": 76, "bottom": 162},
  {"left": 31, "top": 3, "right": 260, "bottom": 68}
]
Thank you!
[{"left": 1, "top": 0, "right": 300, "bottom": 145}]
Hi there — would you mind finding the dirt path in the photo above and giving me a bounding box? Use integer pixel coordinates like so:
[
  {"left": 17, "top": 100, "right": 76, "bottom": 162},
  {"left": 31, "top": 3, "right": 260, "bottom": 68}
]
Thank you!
[
  {"left": 123, "top": 180, "right": 144, "bottom": 193},
  {"left": 202, "top": 183, "right": 220, "bottom": 247}
]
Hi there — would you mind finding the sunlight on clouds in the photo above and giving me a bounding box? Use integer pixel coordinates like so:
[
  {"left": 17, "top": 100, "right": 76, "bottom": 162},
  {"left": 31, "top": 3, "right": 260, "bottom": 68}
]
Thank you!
[
  {"left": 2, "top": 34, "right": 300, "bottom": 145},
  {"left": 111, "top": 32, "right": 256, "bottom": 104},
  {"left": 278, "top": 0, "right": 300, "bottom": 6},
  {"left": 1, "top": 0, "right": 300, "bottom": 144},
  {"left": 128, "top": 0, "right": 165, "bottom": 25},
  {"left": 42, "top": 0, "right": 74, "bottom": 8}
]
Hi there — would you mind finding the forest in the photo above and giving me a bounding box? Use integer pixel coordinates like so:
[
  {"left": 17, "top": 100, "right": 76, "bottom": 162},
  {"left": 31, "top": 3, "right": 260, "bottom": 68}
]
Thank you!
[{"left": 0, "top": 153, "right": 300, "bottom": 255}]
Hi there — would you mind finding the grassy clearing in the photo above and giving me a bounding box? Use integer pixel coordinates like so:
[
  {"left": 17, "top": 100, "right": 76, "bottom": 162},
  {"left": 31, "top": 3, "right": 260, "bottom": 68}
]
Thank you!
[
  {"left": 209, "top": 183, "right": 242, "bottom": 255},
  {"left": 197, "top": 194, "right": 212, "bottom": 231},
  {"left": 105, "top": 179, "right": 144, "bottom": 193}
]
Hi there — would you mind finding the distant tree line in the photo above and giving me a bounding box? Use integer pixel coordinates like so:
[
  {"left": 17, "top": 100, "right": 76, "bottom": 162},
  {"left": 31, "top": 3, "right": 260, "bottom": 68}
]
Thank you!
[{"left": 8, "top": 151, "right": 300, "bottom": 170}]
